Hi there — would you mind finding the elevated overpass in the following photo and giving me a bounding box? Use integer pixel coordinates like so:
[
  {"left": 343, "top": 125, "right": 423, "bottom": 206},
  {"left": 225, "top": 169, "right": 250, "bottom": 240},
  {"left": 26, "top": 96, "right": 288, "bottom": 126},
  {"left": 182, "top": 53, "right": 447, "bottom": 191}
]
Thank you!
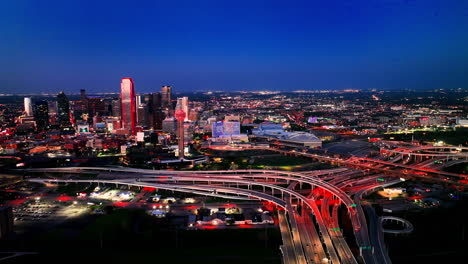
[{"left": 24, "top": 167, "right": 380, "bottom": 264}]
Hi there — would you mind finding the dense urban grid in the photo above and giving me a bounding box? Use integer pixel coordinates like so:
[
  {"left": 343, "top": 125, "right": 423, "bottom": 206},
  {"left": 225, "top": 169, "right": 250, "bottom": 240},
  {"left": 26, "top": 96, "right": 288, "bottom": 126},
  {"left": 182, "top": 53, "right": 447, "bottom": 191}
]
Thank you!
[{"left": 0, "top": 81, "right": 467, "bottom": 263}]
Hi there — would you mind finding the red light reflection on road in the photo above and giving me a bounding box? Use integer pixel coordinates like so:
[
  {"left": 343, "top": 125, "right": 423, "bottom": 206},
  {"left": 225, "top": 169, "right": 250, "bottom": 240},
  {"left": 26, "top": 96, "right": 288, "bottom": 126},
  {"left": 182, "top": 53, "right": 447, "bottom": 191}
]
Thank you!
[
  {"left": 7, "top": 198, "right": 27, "bottom": 206},
  {"left": 200, "top": 225, "right": 218, "bottom": 230},
  {"left": 56, "top": 196, "right": 72, "bottom": 202},
  {"left": 113, "top": 202, "right": 130, "bottom": 207}
]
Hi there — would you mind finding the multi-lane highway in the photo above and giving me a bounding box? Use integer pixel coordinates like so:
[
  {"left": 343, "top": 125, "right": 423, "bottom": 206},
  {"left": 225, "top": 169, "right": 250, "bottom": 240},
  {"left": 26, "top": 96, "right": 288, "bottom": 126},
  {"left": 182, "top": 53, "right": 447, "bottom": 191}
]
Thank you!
[
  {"left": 26, "top": 143, "right": 458, "bottom": 264},
  {"left": 23, "top": 165, "right": 395, "bottom": 264}
]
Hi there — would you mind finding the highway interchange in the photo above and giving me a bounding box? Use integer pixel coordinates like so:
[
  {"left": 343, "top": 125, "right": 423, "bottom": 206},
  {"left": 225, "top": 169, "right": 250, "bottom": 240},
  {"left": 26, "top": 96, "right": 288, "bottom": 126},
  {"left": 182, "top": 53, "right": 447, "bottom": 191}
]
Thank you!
[{"left": 20, "top": 143, "right": 468, "bottom": 264}]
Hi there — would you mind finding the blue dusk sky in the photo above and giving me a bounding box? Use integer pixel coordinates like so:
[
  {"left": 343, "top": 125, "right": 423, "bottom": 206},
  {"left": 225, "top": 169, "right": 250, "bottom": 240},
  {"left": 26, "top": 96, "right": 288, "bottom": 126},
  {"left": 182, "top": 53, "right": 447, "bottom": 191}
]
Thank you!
[{"left": 1, "top": 0, "right": 468, "bottom": 94}]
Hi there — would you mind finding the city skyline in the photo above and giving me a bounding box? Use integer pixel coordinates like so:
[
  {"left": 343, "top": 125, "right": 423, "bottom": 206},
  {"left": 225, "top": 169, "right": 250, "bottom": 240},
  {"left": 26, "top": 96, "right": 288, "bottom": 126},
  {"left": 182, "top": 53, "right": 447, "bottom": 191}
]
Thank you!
[
  {"left": 2, "top": 1, "right": 468, "bottom": 263},
  {"left": 2, "top": 0, "right": 468, "bottom": 94},
  {"left": 1, "top": 79, "right": 468, "bottom": 263}
]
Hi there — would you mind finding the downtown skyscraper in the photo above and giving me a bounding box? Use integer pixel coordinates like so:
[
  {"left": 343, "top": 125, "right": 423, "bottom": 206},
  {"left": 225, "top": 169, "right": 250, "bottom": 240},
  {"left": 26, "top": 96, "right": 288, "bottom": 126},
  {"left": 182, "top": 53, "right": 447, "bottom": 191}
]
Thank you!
[
  {"left": 120, "top": 78, "right": 136, "bottom": 134},
  {"left": 175, "top": 98, "right": 186, "bottom": 159},
  {"left": 145, "top": 92, "right": 164, "bottom": 130},
  {"left": 57, "top": 91, "right": 72, "bottom": 129},
  {"left": 161, "top": 85, "right": 172, "bottom": 115},
  {"left": 24, "top": 97, "right": 33, "bottom": 117},
  {"left": 181, "top": 96, "right": 189, "bottom": 122},
  {"left": 34, "top": 100, "right": 49, "bottom": 131}
]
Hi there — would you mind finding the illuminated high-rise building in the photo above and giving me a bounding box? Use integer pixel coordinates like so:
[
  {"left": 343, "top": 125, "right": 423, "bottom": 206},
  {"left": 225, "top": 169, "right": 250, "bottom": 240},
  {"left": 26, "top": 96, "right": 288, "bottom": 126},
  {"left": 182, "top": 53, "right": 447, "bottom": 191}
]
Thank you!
[
  {"left": 87, "top": 97, "right": 106, "bottom": 120},
  {"left": 152, "top": 92, "right": 164, "bottom": 129},
  {"left": 144, "top": 94, "right": 154, "bottom": 128},
  {"left": 175, "top": 98, "right": 186, "bottom": 159},
  {"left": 152, "top": 92, "right": 162, "bottom": 109},
  {"left": 161, "top": 85, "right": 172, "bottom": 113},
  {"left": 111, "top": 99, "right": 121, "bottom": 117},
  {"left": 47, "top": 101, "right": 57, "bottom": 115},
  {"left": 137, "top": 104, "right": 148, "bottom": 128},
  {"left": 57, "top": 91, "right": 72, "bottom": 128},
  {"left": 34, "top": 100, "right": 49, "bottom": 131},
  {"left": 181, "top": 96, "right": 189, "bottom": 122},
  {"left": 136, "top": 95, "right": 143, "bottom": 107},
  {"left": 24, "top": 97, "right": 33, "bottom": 117},
  {"left": 145, "top": 92, "right": 164, "bottom": 130},
  {"left": 136, "top": 107, "right": 146, "bottom": 127},
  {"left": 120, "top": 78, "right": 136, "bottom": 134}
]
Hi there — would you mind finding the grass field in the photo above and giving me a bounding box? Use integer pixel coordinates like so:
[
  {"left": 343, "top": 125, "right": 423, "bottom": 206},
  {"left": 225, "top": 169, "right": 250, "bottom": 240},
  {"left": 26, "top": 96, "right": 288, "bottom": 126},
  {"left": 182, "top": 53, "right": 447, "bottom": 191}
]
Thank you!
[{"left": 197, "top": 150, "right": 333, "bottom": 171}]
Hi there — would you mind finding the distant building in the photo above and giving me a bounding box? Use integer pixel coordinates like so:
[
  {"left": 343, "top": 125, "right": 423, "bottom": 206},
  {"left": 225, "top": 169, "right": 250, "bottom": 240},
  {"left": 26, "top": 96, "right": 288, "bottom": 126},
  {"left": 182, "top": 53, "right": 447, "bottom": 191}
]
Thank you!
[
  {"left": 210, "top": 134, "right": 249, "bottom": 144},
  {"left": 162, "top": 117, "right": 177, "bottom": 133},
  {"left": 184, "top": 122, "right": 194, "bottom": 143},
  {"left": 242, "top": 116, "right": 254, "bottom": 124},
  {"left": 224, "top": 115, "right": 240, "bottom": 122},
  {"left": 71, "top": 89, "right": 89, "bottom": 123},
  {"left": 18, "top": 115, "right": 35, "bottom": 125},
  {"left": 223, "top": 121, "right": 241, "bottom": 135},
  {"left": 70, "top": 99, "right": 88, "bottom": 122},
  {"left": 420, "top": 117, "right": 444, "bottom": 127},
  {"left": 16, "top": 116, "right": 35, "bottom": 134},
  {"left": 47, "top": 101, "right": 58, "bottom": 115},
  {"left": 80, "top": 89, "right": 87, "bottom": 100},
  {"left": 188, "top": 109, "right": 198, "bottom": 122},
  {"left": 87, "top": 97, "right": 107, "bottom": 119},
  {"left": 212, "top": 121, "right": 224, "bottom": 137},
  {"left": 120, "top": 78, "right": 136, "bottom": 134},
  {"left": 136, "top": 131, "right": 146, "bottom": 142},
  {"left": 105, "top": 118, "right": 121, "bottom": 131}
]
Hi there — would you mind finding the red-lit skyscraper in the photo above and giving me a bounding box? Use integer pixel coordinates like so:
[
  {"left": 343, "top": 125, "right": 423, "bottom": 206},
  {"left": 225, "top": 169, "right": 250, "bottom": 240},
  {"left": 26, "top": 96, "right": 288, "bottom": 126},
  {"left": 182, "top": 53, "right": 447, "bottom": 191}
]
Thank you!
[
  {"left": 120, "top": 78, "right": 136, "bottom": 135},
  {"left": 175, "top": 98, "right": 186, "bottom": 159},
  {"left": 181, "top": 96, "right": 189, "bottom": 121}
]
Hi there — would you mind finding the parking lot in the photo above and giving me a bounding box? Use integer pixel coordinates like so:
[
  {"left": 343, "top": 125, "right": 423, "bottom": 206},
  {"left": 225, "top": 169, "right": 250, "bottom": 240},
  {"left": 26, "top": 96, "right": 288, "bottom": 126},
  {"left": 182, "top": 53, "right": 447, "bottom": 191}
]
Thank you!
[{"left": 13, "top": 199, "right": 89, "bottom": 230}]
